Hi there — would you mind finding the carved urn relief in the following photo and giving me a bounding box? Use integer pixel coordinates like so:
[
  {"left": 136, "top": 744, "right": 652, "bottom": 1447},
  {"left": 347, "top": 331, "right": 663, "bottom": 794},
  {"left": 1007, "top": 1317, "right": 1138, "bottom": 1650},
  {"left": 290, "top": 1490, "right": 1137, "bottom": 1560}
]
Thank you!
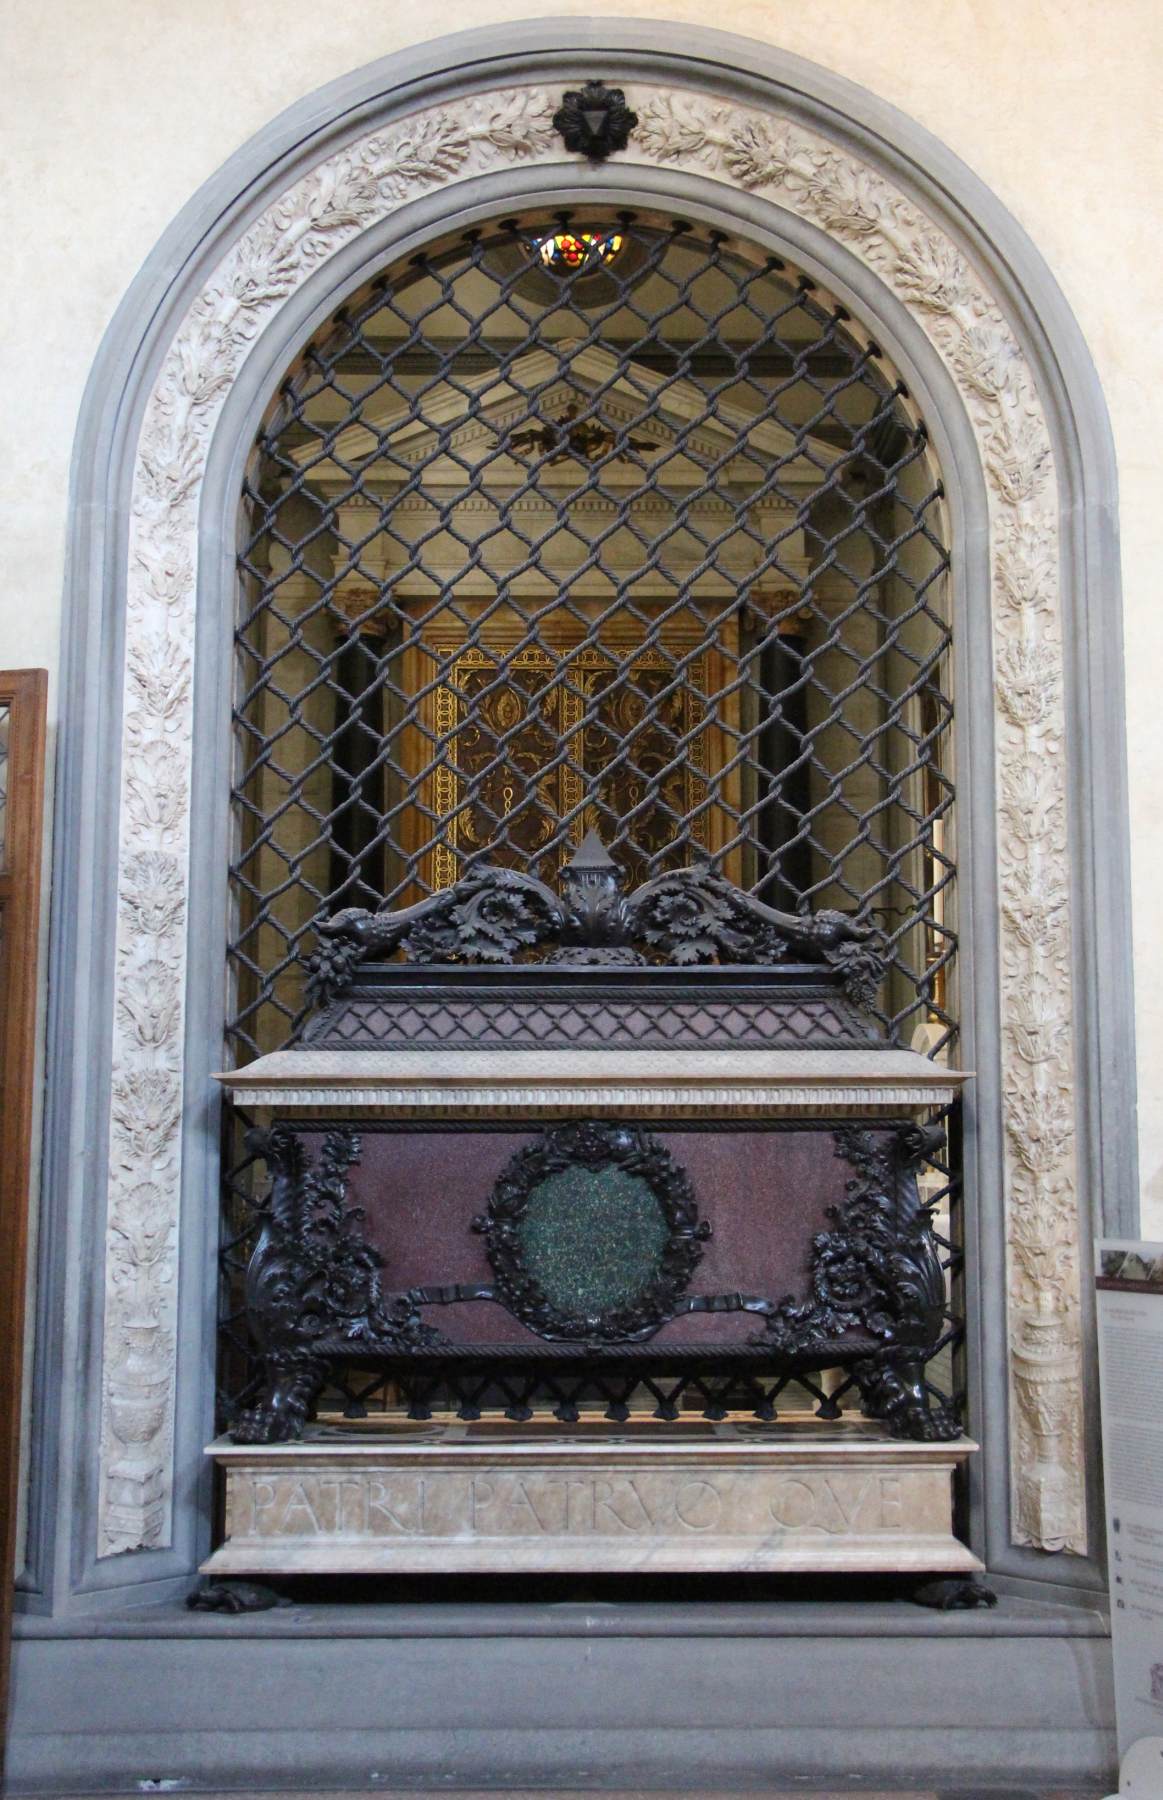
[
  {"left": 1011, "top": 1295, "right": 1086, "bottom": 1552},
  {"left": 104, "top": 1319, "right": 172, "bottom": 1548}
]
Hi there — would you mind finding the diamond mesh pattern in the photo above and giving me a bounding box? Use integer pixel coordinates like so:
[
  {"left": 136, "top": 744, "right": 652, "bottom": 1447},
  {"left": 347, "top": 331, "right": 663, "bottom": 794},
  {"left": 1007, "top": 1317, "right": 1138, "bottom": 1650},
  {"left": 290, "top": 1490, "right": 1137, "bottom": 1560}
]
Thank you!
[
  {"left": 219, "top": 215, "right": 961, "bottom": 1423},
  {"left": 305, "top": 997, "right": 872, "bottom": 1052}
]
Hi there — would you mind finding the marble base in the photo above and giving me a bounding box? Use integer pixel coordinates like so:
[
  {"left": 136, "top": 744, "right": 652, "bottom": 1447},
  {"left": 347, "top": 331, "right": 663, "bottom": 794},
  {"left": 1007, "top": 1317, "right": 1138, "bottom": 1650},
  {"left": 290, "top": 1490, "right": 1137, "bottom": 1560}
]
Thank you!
[{"left": 203, "top": 1421, "right": 981, "bottom": 1576}]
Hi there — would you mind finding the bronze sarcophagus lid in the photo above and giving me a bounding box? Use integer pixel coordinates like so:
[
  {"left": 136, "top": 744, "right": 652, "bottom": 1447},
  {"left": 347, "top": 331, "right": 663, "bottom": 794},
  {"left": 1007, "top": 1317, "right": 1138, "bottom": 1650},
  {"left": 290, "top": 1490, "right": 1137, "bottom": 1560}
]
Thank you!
[{"left": 218, "top": 836, "right": 968, "bottom": 1452}]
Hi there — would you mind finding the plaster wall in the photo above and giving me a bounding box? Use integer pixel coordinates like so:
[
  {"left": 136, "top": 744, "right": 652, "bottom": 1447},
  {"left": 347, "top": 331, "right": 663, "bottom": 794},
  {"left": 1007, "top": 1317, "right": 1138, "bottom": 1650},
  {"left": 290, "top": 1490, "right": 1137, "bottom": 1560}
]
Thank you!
[{"left": 1, "top": 1, "right": 1160, "bottom": 1216}]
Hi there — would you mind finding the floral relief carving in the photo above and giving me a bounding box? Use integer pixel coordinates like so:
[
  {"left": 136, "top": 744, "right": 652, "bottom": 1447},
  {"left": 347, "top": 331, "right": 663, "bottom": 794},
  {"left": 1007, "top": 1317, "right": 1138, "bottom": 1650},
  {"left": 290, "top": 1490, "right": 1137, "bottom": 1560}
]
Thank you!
[
  {"left": 950, "top": 324, "right": 1009, "bottom": 395},
  {"left": 116, "top": 960, "right": 182, "bottom": 1051},
  {"left": 119, "top": 851, "right": 187, "bottom": 938},
  {"left": 617, "top": 89, "right": 1084, "bottom": 1551},
  {"left": 986, "top": 414, "right": 1053, "bottom": 506},
  {"left": 97, "top": 87, "right": 562, "bottom": 1555},
  {"left": 99, "top": 78, "right": 1085, "bottom": 1558}
]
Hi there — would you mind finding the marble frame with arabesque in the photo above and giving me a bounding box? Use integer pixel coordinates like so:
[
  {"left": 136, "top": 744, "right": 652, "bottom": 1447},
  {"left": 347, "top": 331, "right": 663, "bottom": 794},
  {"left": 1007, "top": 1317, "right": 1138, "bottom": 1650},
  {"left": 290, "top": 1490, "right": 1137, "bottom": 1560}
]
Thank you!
[{"left": 24, "top": 22, "right": 1133, "bottom": 1616}]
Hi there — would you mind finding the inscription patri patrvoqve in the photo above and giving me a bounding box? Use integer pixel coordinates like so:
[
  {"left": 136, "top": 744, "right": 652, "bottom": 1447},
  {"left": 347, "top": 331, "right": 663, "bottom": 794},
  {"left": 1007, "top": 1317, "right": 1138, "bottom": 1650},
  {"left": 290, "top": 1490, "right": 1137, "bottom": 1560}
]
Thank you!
[{"left": 227, "top": 1466, "right": 922, "bottom": 1540}]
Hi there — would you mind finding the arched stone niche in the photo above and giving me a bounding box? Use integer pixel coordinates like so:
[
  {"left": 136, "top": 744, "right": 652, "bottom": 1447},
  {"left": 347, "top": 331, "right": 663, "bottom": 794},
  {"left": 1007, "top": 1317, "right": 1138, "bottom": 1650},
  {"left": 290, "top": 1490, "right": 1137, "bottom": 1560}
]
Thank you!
[{"left": 32, "top": 25, "right": 1132, "bottom": 1608}]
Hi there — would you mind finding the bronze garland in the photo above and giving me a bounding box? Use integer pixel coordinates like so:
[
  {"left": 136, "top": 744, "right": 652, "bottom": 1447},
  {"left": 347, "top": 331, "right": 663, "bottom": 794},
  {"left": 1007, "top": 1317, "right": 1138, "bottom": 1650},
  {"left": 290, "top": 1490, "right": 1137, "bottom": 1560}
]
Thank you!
[
  {"left": 471, "top": 1121, "right": 711, "bottom": 1343},
  {"left": 230, "top": 1126, "right": 446, "bottom": 1444},
  {"left": 759, "top": 1123, "right": 960, "bottom": 1441}
]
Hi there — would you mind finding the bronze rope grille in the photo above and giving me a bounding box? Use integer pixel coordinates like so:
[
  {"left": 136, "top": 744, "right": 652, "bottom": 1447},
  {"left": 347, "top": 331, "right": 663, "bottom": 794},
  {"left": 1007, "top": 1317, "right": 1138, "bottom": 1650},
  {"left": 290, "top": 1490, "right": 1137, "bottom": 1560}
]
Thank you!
[{"left": 220, "top": 214, "right": 961, "bottom": 1423}]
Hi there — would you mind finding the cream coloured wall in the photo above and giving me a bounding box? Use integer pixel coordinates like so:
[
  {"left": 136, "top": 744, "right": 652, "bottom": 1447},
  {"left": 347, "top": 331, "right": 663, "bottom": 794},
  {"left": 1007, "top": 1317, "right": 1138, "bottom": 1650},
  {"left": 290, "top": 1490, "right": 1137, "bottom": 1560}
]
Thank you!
[{"left": 2, "top": 0, "right": 1160, "bottom": 1222}]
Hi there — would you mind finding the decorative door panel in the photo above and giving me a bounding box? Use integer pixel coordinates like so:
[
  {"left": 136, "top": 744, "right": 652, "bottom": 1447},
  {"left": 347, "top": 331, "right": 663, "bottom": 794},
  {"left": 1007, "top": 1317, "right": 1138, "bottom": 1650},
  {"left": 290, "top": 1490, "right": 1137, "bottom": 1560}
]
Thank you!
[{"left": 399, "top": 613, "right": 741, "bottom": 892}]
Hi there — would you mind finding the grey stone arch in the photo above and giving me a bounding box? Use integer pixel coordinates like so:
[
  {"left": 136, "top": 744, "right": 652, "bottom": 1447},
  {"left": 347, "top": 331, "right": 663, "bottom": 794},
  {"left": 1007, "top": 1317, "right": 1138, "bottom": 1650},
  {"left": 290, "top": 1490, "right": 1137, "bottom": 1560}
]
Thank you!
[{"left": 23, "top": 23, "right": 1132, "bottom": 1618}]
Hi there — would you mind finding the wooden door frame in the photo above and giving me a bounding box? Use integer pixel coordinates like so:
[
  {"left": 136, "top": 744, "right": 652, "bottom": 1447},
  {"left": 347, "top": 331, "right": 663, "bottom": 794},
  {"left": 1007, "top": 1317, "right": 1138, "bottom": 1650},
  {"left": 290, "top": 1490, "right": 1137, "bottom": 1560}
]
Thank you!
[{"left": 0, "top": 669, "right": 47, "bottom": 1766}]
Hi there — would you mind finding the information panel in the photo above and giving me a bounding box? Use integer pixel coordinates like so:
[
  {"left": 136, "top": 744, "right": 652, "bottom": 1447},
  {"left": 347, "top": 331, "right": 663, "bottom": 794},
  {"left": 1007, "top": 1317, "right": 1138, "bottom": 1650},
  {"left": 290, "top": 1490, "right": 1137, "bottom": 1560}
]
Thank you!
[{"left": 1096, "top": 1237, "right": 1163, "bottom": 1766}]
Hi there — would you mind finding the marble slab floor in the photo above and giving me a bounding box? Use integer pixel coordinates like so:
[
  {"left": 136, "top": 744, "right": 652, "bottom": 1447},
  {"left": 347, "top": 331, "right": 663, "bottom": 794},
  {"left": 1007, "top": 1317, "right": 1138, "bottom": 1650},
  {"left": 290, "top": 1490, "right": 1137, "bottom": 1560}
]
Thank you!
[{"left": 50, "top": 1787, "right": 1109, "bottom": 1799}]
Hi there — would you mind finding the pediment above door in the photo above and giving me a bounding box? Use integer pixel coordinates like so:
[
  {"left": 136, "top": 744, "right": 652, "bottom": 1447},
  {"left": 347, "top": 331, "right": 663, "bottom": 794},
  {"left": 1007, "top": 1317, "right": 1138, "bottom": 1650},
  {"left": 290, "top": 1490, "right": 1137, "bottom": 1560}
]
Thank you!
[{"left": 289, "top": 338, "right": 843, "bottom": 496}]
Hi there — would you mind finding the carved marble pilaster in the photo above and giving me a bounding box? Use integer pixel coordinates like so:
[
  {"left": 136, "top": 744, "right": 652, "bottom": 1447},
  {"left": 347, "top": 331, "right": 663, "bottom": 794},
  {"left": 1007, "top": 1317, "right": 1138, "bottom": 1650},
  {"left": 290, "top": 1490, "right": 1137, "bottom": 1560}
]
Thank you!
[
  {"left": 99, "top": 79, "right": 1086, "bottom": 1557},
  {"left": 99, "top": 90, "right": 563, "bottom": 1556}
]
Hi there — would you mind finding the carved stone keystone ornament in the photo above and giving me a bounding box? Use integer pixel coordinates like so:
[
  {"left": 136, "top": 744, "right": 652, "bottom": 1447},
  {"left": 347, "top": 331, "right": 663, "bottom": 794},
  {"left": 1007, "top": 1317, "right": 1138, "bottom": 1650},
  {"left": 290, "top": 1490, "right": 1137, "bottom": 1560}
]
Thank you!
[{"left": 552, "top": 80, "right": 639, "bottom": 160}]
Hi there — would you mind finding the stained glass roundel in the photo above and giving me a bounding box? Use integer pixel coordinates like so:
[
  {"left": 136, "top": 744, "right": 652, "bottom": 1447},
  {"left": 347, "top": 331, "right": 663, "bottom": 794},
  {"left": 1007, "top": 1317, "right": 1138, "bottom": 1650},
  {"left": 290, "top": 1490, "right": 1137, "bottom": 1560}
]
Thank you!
[{"left": 531, "top": 228, "right": 624, "bottom": 273}]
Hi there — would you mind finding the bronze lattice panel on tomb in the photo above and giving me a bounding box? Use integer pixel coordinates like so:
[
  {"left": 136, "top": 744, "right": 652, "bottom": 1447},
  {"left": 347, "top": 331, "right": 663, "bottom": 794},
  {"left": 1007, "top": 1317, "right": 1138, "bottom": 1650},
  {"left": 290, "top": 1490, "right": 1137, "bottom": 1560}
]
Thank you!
[
  {"left": 300, "top": 980, "right": 883, "bottom": 1054},
  {"left": 220, "top": 214, "right": 962, "bottom": 1426}
]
